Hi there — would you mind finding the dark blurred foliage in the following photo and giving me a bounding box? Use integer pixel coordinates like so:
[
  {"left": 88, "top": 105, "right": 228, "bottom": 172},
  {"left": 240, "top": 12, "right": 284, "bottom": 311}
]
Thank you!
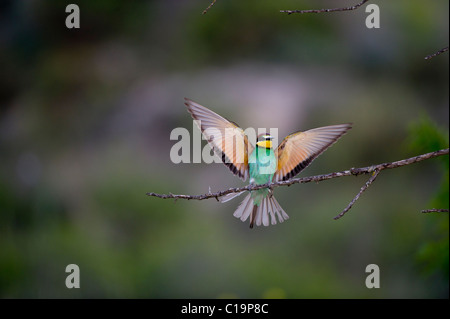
[
  {"left": 408, "top": 116, "right": 449, "bottom": 286},
  {"left": 0, "top": 0, "right": 448, "bottom": 298}
]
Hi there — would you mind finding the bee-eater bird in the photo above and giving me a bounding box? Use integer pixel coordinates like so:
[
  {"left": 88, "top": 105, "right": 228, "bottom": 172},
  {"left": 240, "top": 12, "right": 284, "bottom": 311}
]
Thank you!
[{"left": 184, "top": 98, "right": 351, "bottom": 228}]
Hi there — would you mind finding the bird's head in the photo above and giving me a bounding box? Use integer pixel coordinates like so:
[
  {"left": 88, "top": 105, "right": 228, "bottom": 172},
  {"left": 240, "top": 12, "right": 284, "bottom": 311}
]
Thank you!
[{"left": 256, "top": 133, "right": 273, "bottom": 149}]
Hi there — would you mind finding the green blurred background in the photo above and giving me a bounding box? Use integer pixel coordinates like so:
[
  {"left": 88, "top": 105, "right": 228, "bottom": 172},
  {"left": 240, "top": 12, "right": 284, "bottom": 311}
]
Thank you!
[{"left": 0, "top": 0, "right": 448, "bottom": 298}]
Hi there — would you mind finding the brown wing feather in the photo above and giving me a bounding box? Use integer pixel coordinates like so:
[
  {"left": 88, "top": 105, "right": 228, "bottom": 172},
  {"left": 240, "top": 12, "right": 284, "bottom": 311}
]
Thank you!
[
  {"left": 273, "top": 124, "right": 352, "bottom": 182},
  {"left": 184, "top": 98, "right": 253, "bottom": 181}
]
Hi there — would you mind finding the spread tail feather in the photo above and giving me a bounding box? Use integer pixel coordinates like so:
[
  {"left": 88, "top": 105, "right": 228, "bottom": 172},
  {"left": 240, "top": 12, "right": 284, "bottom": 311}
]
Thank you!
[
  {"left": 218, "top": 191, "right": 245, "bottom": 203},
  {"left": 233, "top": 193, "right": 289, "bottom": 228}
]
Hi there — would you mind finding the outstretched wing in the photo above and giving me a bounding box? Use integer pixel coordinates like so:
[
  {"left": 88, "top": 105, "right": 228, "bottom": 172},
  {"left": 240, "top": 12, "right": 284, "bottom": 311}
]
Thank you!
[
  {"left": 184, "top": 98, "right": 254, "bottom": 181},
  {"left": 273, "top": 124, "right": 352, "bottom": 182}
]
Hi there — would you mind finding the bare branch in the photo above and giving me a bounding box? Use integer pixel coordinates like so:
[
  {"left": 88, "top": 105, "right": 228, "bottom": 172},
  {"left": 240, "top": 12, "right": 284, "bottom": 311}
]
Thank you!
[
  {"left": 147, "top": 148, "right": 449, "bottom": 220},
  {"left": 334, "top": 169, "right": 380, "bottom": 220},
  {"left": 421, "top": 208, "right": 449, "bottom": 214},
  {"left": 424, "top": 47, "right": 449, "bottom": 60},
  {"left": 280, "top": 0, "right": 369, "bottom": 15},
  {"left": 202, "top": 0, "right": 217, "bottom": 15}
]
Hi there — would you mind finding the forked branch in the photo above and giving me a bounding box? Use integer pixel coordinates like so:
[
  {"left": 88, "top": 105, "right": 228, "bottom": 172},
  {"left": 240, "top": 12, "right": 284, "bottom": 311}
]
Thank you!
[
  {"left": 146, "top": 148, "right": 449, "bottom": 219},
  {"left": 333, "top": 169, "right": 380, "bottom": 220}
]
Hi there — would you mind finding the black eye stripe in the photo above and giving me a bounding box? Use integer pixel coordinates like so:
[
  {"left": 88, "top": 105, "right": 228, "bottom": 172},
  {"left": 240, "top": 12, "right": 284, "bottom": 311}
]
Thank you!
[{"left": 258, "top": 135, "right": 273, "bottom": 141}]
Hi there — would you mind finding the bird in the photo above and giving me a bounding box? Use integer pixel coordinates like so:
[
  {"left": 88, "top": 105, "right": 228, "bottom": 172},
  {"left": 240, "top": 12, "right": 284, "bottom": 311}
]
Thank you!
[{"left": 184, "top": 98, "right": 352, "bottom": 228}]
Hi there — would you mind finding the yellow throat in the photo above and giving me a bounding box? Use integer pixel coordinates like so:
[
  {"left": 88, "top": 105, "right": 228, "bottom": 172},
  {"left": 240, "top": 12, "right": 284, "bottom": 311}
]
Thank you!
[{"left": 256, "top": 140, "right": 272, "bottom": 149}]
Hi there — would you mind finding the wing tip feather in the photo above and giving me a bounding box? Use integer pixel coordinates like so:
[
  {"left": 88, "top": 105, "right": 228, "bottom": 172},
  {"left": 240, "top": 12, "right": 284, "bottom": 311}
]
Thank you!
[{"left": 274, "top": 123, "right": 352, "bottom": 182}]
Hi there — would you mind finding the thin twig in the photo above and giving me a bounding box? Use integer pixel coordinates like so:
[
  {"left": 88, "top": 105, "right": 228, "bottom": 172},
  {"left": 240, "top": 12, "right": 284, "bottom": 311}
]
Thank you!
[
  {"left": 424, "top": 47, "right": 449, "bottom": 60},
  {"left": 147, "top": 149, "right": 449, "bottom": 218},
  {"left": 334, "top": 169, "right": 380, "bottom": 220},
  {"left": 280, "top": 0, "right": 369, "bottom": 15},
  {"left": 202, "top": 0, "right": 217, "bottom": 15},
  {"left": 421, "top": 208, "right": 449, "bottom": 213}
]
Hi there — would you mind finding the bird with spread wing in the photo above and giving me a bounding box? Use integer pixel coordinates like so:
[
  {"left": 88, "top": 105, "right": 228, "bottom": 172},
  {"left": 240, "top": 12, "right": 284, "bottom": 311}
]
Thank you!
[{"left": 185, "top": 98, "right": 351, "bottom": 228}]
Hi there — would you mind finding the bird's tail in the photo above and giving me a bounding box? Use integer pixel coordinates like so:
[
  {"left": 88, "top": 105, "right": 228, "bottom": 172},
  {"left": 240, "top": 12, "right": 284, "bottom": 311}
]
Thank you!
[
  {"left": 233, "top": 193, "right": 289, "bottom": 228},
  {"left": 218, "top": 191, "right": 245, "bottom": 203}
]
